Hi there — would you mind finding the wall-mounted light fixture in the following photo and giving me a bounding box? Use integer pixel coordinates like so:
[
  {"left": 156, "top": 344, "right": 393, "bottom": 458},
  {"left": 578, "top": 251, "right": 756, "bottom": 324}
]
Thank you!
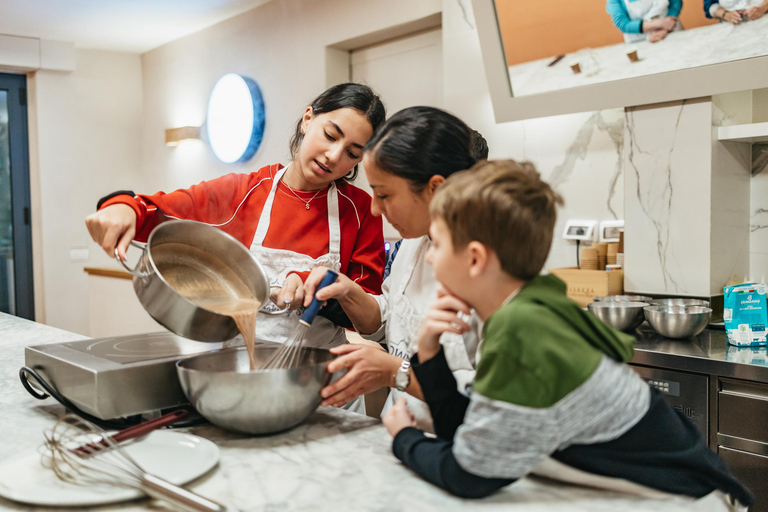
[
  {"left": 206, "top": 73, "right": 265, "bottom": 163},
  {"left": 165, "top": 125, "right": 201, "bottom": 146}
]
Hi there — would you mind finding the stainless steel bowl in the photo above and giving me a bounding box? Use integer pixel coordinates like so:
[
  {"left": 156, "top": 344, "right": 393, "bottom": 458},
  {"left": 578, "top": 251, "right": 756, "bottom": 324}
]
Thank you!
[
  {"left": 649, "top": 298, "right": 710, "bottom": 307},
  {"left": 644, "top": 305, "right": 712, "bottom": 339},
  {"left": 177, "top": 346, "right": 336, "bottom": 434},
  {"left": 593, "top": 295, "right": 654, "bottom": 303},
  {"left": 587, "top": 301, "right": 649, "bottom": 331}
]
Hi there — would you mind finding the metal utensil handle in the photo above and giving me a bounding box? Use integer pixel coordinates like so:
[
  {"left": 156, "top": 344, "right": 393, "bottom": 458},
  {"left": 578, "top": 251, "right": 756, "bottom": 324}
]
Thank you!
[
  {"left": 300, "top": 270, "right": 338, "bottom": 324},
  {"left": 115, "top": 240, "right": 149, "bottom": 278},
  {"left": 258, "top": 285, "right": 291, "bottom": 316},
  {"left": 141, "top": 473, "right": 227, "bottom": 512}
]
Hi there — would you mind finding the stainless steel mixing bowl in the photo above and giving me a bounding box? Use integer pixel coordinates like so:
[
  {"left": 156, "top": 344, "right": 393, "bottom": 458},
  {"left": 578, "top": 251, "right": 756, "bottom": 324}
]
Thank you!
[
  {"left": 587, "top": 301, "right": 649, "bottom": 331},
  {"left": 644, "top": 305, "right": 712, "bottom": 339},
  {"left": 177, "top": 345, "right": 336, "bottom": 434},
  {"left": 593, "top": 295, "right": 654, "bottom": 303},
  {"left": 649, "top": 298, "right": 710, "bottom": 307}
]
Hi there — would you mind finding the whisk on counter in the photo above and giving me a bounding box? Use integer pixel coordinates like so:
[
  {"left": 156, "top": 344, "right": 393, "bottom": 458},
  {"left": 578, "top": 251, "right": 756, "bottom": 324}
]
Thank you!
[
  {"left": 42, "top": 414, "right": 226, "bottom": 512},
  {"left": 261, "top": 270, "right": 339, "bottom": 370}
]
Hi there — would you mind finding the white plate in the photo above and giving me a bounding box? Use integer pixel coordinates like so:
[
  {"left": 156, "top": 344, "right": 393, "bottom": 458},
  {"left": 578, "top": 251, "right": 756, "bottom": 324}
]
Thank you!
[{"left": 0, "top": 430, "right": 219, "bottom": 507}]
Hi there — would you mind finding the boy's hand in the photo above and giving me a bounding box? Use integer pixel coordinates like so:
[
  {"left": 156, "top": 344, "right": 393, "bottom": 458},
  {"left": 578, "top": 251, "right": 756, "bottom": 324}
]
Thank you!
[
  {"left": 383, "top": 397, "right": 417, "bottom": 437},
  {"left": 417, "top": 286, "right": 471, "bottom": 362}
]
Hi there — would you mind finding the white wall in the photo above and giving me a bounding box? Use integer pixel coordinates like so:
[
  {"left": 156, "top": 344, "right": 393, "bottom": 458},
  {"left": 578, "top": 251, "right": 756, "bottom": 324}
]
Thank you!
[
  {"left": 441, "top": 0, "right": 625, "bottom": 271},
  {"left": 31, "top": 49, "right": 144, "bottom": 334},
  {"left": 140, "top": 0, "right": 442, "bottom": 193}
]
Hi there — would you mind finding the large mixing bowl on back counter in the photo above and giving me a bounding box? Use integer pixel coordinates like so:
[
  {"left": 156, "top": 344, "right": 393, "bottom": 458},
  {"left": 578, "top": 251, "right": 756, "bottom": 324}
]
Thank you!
[
  {"left": 177, "top": 345, "right": 337, "bottom": 434},
  {"left": 117, "top": 220, "right": 283, "bottom": 342}
]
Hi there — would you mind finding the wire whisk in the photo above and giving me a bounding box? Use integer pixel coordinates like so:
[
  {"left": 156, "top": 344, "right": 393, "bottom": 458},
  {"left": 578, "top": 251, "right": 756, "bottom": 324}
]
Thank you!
[
  {"left": 261, "top": 270, "right": 339, "bottom": 370},
  {"left": 41, "top": 414, "right": 226, "bottom": 512}
]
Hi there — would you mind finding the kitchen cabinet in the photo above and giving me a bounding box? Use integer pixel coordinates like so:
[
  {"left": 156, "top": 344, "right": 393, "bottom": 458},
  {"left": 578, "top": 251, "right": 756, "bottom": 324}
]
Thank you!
[{"left": 632, "top": 326, "right": 768, "bottom": 511}]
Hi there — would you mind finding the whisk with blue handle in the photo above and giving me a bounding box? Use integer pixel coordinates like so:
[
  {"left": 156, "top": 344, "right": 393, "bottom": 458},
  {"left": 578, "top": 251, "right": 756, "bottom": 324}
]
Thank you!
[{"left": 261, "top": 270, "right": 339, "bottom": 370}]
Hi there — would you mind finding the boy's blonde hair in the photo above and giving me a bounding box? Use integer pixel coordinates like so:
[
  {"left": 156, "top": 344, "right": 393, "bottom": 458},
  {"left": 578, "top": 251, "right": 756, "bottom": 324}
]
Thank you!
[{"left": 430, "top": 159, "right": 563, "bottom": 281}]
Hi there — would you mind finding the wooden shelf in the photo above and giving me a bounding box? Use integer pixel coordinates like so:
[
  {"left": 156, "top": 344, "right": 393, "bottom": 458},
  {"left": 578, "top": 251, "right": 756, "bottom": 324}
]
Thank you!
[
  {"left": 718, "top": 122, "right": 768, "bottom": 143},
  {"left": 84, "top": 266, "right": 132, "bottom": 280}
]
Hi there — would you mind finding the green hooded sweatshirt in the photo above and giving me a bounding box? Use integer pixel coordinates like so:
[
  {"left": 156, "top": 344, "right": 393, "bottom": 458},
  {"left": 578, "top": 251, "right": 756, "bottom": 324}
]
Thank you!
[{"left": 474, "top": 274, "right": 636, "bottom": 408}]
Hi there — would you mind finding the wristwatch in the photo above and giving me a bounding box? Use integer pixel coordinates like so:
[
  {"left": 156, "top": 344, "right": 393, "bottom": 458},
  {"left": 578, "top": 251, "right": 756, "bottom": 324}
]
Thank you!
[{"left": 394, "top": 360, "right": 411, "bottom": 392}]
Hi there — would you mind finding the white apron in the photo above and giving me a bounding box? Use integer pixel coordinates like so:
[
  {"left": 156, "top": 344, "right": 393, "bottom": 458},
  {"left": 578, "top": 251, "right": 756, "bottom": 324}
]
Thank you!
[
  {"left": 382, "top": 237, "right": 481, "bottom": 432},
  {"left": 623, "top": 0, "right": 674, "bottom": 42},
  {"left": 718, "top": 0, "right": 761, "bottom": 11},
  {"left": 249, "top": 167, "right": 346, "bottom": 349}
]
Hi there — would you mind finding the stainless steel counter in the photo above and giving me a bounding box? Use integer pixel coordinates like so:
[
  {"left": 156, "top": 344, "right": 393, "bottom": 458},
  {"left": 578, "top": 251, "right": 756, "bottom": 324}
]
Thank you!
[{"left": 631, "top": 325, "right": 768, "bottom": 384}]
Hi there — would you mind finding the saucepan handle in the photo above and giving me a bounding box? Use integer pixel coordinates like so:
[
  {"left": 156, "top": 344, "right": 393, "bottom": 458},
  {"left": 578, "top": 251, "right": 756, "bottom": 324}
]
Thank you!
[
  {"left": 115, "top": 240, "right": 150, "bottom": 278},
  {"left": 258, "top": 285, "right": 292, "bottom": 315}
]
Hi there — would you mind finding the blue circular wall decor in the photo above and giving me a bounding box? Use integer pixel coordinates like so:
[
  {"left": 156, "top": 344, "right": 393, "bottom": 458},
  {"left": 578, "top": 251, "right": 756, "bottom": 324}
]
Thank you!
[{"left": 206, "top": 73, "right": 265, "bottom": 163}]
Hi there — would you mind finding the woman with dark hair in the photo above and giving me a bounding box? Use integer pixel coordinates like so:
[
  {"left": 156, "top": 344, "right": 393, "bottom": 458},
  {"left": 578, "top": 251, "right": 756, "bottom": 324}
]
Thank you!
[
  {"left": 303, "top": 106, "right": 483, "bottom": 430},
  {"left": 86, "top": 83, "right": 387, "bottom": 352}
]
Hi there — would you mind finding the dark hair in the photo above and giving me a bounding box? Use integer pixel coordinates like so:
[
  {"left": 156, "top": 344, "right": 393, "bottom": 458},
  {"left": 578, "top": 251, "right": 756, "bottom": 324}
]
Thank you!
[
  {"left": 470, "top": 129, "right": 489, "bottom": 160},
  {"left": 364, "top": 106, "right": 477, "bottom": 192},
  {"left": 289, "top": 83, "right": 386, "bottom": 182}
]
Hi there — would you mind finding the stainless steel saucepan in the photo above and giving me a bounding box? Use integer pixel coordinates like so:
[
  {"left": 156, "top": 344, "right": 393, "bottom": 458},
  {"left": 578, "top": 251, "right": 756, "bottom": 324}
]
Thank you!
[{"left": 117, "top": 220, "right": 286, "bottom": 342}]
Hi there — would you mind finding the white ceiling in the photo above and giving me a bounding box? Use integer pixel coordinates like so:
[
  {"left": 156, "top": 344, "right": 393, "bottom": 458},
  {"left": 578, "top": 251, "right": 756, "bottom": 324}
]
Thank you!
[{"left": 0, "top": 0, "right": 273, "bottom": 53}]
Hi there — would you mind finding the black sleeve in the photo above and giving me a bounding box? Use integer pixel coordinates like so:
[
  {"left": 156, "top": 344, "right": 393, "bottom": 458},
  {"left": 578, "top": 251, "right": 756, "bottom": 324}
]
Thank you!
[
  {"left": 96, "top": 190, "right": 136, "bottom": 210},
  {"left": 411, "top": 348, "right": 470, "bottom": 440},
  {"left": 392, "top": 427, "right": 515, "bottom": 499},
  {"left": 317, "top": 299, "right": 354, "bottom": 329}
]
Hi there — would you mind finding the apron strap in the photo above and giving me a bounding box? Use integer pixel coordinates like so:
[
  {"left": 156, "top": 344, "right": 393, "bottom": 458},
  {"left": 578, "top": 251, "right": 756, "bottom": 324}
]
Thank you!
[
  {"left": 326, "top": 182, "right": 341, "bottom": 256},
  {"left": 252, "top": 167, "right": 285, "bottom": 247}
]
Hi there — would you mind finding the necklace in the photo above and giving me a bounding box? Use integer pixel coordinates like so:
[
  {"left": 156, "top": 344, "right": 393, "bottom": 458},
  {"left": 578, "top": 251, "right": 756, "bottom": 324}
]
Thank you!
[{"left": 283, "top": 182, "right": 324, "bottom": 210}]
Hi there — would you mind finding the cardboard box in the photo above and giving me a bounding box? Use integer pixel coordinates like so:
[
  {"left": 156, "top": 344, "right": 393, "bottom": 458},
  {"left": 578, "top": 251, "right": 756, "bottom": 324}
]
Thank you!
[{"left": 548, "top": 267, "right": 624, "bottom": 307}]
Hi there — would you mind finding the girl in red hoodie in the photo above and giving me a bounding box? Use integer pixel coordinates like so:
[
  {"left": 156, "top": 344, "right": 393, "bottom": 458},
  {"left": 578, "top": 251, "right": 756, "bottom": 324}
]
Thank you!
[{"left": 86, "top": 83, "right": 386, "bottom": 351}]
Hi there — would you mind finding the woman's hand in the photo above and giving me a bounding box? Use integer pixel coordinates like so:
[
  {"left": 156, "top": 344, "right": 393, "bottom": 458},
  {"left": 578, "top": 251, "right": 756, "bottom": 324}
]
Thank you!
[
  {"left": 320, "top": 344, "right": 400, "bottom": 407},
  {"left": 85, "top": 204, "right": 137, "bottom": 261},
  {"left": 383, "top": 398, "right": 417, "bottom": 437},
  {"left": 648, "top": 29, "right": 670, "bottom": 42},
  {"left": 718, "top": 8, "right": 743, "bottom": 23},
  {"left": 417, "top": 286, "right": 471, "bottom": 362},
  {"left": 659, "top": 16, "right": 677, "bottom": 31},
  {"left": 745, "top": 4, "right": 767, "bottom": 19},
  {"left": 303, "top": 266, "right": 356, "bottom": 306},
  {"left": 271, "top": 273, "right": 305, "bottom": 311}
]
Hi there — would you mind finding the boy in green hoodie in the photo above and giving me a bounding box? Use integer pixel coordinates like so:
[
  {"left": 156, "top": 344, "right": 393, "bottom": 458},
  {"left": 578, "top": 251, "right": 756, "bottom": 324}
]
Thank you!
[{"left": 383, "top": 160, "right": 752, "bottom": 510}]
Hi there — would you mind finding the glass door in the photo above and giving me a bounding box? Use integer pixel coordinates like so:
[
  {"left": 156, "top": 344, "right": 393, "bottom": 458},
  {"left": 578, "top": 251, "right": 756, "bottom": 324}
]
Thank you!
[{"left": 0, "top": 72, "right": 33, "bottom": 319}]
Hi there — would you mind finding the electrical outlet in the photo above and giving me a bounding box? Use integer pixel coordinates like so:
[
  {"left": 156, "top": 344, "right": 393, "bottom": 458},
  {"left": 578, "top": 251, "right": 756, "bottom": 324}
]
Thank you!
[
  {"left": 599, "top": 220, "right": 624, "bottom": 242},
  {"left": 562, "top": 220, "right": 597, "bottom": 241}
]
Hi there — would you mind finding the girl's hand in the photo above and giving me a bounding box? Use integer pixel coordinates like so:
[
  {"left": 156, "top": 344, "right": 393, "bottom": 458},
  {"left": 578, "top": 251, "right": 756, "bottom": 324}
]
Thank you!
[
  {"left": 85, "top": 204, "right": 137, "bottom": 261},
  {"left": 320, "top": 344, "right": 400, "bottom": 407},
  {"left": 303, "top": 267, "right": 357, "bottom": 306},
  {"left": 383, "top": 398, "right": 417, "bottom": 437},
  {"left": 274, "top": 273, "right": 305, "bottom": 311},
  {"left": 417, "top": 286, "right": 471, "bottom": 362}
]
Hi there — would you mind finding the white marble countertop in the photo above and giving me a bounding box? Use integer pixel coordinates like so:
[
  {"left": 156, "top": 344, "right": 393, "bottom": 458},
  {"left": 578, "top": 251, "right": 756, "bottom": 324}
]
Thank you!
[
  {"left": 0, "top": 312, "right": 711, "bottom": 511},
  {"left": 509, "top": 15, "right": 768, "bottom": 97}
]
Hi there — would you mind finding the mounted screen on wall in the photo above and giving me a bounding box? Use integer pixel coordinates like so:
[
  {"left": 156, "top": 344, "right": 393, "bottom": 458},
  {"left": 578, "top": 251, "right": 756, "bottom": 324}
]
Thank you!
[{"left": 472, "top": 0, "right": 768, "bottom": 121}]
